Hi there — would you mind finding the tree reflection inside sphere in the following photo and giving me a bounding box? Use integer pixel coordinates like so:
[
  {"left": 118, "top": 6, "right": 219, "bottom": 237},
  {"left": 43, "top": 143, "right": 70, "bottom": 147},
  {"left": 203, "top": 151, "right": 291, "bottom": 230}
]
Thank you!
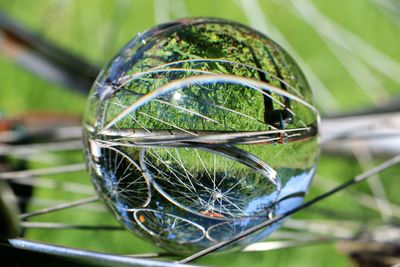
[{"left": 83, "top": 17, "right": 320, "bottom": 254}]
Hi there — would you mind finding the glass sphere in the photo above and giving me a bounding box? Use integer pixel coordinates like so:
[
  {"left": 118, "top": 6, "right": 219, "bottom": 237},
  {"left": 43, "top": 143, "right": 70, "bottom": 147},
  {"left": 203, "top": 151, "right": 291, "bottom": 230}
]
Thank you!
[{"left": 83, "top": 17, "right": 319, "bottom": 254}]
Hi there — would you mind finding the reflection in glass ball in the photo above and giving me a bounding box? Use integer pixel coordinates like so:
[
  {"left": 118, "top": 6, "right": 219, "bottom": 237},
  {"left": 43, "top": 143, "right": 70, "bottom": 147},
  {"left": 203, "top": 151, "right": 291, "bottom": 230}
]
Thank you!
[{"left": 83, "top": 17, "right": 320, "bottom": 254}]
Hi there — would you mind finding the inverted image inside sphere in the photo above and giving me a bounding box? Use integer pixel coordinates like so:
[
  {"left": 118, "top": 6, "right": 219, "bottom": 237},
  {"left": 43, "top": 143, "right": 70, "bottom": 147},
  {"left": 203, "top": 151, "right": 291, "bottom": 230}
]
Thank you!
[{"left": 83, "top": 17, "right": 320, "bottom": 254}]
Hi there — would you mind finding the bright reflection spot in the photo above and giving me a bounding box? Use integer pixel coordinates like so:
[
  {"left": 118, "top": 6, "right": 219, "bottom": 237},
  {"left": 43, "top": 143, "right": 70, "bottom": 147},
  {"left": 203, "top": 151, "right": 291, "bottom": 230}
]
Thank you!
[{"left": 173, "top": 92, "right": 182, "bottom": 101}]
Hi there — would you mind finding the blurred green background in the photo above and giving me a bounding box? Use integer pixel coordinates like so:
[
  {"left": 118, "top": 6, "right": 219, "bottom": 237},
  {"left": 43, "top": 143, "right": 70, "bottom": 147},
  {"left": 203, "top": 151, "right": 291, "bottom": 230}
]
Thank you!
[{"left": 0, "top": 0, "right": 400, "bottom": 266}]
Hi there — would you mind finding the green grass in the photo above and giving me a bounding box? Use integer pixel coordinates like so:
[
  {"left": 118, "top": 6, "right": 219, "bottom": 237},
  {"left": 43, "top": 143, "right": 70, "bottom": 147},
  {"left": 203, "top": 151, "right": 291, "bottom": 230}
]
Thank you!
[{"left": 1, "top": 0, "right": 400, "bottom": 266}]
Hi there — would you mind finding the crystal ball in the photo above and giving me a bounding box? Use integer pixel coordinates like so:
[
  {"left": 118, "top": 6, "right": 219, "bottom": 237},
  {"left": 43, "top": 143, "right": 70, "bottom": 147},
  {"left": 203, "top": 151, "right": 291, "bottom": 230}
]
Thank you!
[{"left": 83, "top": 18, "right": 319, "bottom": 254}]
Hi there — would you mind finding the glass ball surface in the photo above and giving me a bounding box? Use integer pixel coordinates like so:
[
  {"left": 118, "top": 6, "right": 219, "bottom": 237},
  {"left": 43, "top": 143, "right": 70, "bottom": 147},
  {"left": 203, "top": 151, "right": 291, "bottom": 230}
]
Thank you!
[{"left": 83, "top": 17, "right": 319, "bottom": 254}]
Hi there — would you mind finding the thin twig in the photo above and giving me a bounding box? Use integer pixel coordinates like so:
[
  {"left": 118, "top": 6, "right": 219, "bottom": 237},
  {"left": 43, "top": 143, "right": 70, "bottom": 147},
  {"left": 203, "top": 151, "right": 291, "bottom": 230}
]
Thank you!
[
  {"left": 20, "top": 222, "right": 123, "bottom": 231},
  {"left": 0, "top": 163, "right": 86, "bottom": 180},
  {"left": 19, "top": 196, "right": 99, "bottom": 219}
]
